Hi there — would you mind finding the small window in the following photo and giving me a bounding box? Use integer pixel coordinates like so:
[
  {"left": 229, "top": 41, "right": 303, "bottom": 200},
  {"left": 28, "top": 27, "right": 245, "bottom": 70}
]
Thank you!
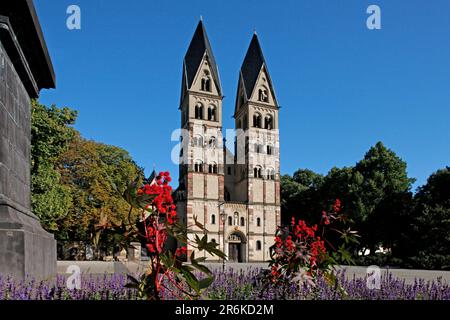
[
  {"left": 208, "top": 106, "right": 216, "bottom": 121},
  {"left": 267, "top": 145, "right": 273, "bottom": 155},
  {"left": 253, "top": 113, "right": 262, "bottom": 128},
  {"left": 227, "top": 167, "right": 232, "bottom": 175},
  {"left": 258, "top": 88, "right": 268, "bottom": 102},
  {"left": 234, "top": 212, "right": 239, "bottom": 226},
  {"left": 254, "top": 166, "right": 262, "bottom": 178},
  {"left": 179, "top": 148, "right": 183, "bottom": 157},
  {"left": 194, "top": 161, "right": 203, "bottom": 173},
  {"left": 211, "top": 214, "right": 216, "bottom": 225},
  {"left": 228, "top": 216, "right": 233, "bottom": 226},
  {"left": 195, "top": 104, "right": 204, "bottom": 119},
  {"left": 208, "top": 136, "right": 216, "bottom": 148},
  {"left": 256, "top": 240, "right": 262, "bottom": 250},
  {"left": 208, "top": 163, "right": 218, "bottom": 174},
  {"left": 201, "top": 77, "right": 211, "bottom": 92},
  {"left": 240, "top": 217, "right": 245, "bottom": 226},
  {"left": 257, "top": 217, "right": 261, "bottom": 227},
  {"left": 193, "top": 136, "right": 203, "bottom": 147},
  {"left": 265, "top": 115, "right": 273, "bottom": 130}
]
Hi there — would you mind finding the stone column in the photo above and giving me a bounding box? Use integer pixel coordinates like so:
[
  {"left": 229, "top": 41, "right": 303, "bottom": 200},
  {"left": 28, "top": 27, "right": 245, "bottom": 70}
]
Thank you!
[{"left": 0, "top": 2, "right": 57, "bottom": 280}]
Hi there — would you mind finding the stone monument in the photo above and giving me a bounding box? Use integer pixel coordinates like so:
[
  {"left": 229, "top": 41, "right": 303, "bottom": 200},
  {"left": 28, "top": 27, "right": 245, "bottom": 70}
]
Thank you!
[{"left": 0, "top": 0, "right": 56, "bottom": 280}]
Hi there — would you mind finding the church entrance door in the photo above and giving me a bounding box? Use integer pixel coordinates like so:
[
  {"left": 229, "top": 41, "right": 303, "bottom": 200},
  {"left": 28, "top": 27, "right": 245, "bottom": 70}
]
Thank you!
[
  {"left": 228, "top": 243, "right": 242, "bottom": 262},
  {"left": 227, "top": 232, "right": 245, "bottom": 262}
]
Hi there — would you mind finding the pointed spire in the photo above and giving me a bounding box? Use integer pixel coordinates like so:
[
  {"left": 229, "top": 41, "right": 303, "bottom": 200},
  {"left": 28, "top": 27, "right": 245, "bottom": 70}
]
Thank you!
[
  {"left": 240, "top": 33, "right": 266, "bottom": 100},
  {"left": 235, "top": 32, "right": 278, "bottom": 113},
  {"left": 182, "top": 20, "right": 221, "bottom": 95}
]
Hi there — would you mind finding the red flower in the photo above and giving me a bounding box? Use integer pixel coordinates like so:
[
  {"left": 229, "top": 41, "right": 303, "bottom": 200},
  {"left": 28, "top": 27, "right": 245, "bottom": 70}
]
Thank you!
[
  {"left": 175, "top": 246, "right": 187, "bottom": 258},
  {"left": 333, "top": 199, "right": 341, "bottom": 213},
  {"left": 285, "top": 236, "right": 295, "bottom": 251},
  {"left": 275, "top": 236, "right": 282, "bottom": 248}
]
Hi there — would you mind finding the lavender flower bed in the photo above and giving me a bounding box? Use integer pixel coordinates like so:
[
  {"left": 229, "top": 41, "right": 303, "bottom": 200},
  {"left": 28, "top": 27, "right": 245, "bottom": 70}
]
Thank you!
[{"left": 1, "top": 269, "right": 448, "bottom": 300}]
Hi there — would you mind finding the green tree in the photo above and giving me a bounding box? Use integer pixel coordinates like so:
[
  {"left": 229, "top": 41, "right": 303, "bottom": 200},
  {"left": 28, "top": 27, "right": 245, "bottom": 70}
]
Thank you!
[
  {"left": 410, "top": 167, "right": 450, "bottom": 269},
  {"left": 31, "top": 100, "right": 77, "bottom": 231},
  {"left": 57, "top": 135, "right": 143, "bottom": 243},
  {"left": 354, "top": 142, "right": 415, "bottom": 253}
]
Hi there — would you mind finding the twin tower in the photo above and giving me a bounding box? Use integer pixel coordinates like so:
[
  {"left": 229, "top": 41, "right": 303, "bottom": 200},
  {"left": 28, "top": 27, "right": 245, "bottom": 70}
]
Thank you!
[{"left": 175, "top": 21, "right": 281, "bottom": 262}]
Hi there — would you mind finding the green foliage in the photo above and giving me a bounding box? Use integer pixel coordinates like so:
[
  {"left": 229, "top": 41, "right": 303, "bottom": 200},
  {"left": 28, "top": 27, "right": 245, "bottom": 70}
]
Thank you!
[
  {"left": 57, "top": 135, "right": 143, "bottom": 241},
  {"left": 31, "top": 162, "right": 71, "bottom": 231},
  {"left": 31, "top": 100, "right": 77, "bottom": 231},
  {"left": 409, "top": 167, "right": 450, "bottom": 269},
  {"left": 280, "top": 142, "right": 449, "bottom": 270},
  {"left": 121, "top": 176, "right": 225, "bottom": 300},
  {"left": 30, "top": 100, "right": 142, "bottom": 247}
]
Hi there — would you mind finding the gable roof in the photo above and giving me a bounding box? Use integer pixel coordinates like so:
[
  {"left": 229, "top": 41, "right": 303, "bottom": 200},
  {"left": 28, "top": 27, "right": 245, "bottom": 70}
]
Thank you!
[{"left": 182, "top": 20, "right": 222, "bottom": 99}]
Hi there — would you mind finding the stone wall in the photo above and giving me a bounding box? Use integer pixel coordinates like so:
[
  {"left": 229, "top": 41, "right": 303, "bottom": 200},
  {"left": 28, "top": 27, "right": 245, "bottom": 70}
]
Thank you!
[
  {"left": 0, "top": 39, "right": 56, "bottom": 280},
  {"left": 0, "top": 42, "right": 31, "bottom": 210}
]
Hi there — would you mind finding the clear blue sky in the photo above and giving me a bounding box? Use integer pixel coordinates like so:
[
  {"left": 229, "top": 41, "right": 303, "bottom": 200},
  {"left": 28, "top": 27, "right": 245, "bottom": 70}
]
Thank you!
[{"left": 34, "top": 0, "right": 450, "bottom": 191}]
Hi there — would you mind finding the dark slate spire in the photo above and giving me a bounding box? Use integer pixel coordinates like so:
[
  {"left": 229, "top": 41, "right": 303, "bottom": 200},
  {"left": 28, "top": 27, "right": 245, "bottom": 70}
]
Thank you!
[
  {"left": 240, "top": 33, "right": 266, "bottom": 99},
  {"left": 182, "top": 20, "right": 221, "bottom": 95}
]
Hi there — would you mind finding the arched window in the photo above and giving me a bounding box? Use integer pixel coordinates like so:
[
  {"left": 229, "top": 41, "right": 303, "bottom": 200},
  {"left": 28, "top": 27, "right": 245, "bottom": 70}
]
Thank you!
[
  {"left": 256, "top": 240, "right": 262, "bottom": 250},
  {"left": 258, "top": 88, "right": 268, "bottom": 102},
  {"left": 208, "top": 162, "right": 218, "bottom": 174},
  {"left": 255, "top": 143, "right": 264, "bottom": 153},
  {"left": 257, "top": 217, "right": 261, "bottom": 227},
  {"left": 254, "top": 166, "right": 262, "bottom": 178},
  {"left": 253, "top": 113, "right": 262, "bottom": 128},
  {"left": 207, "top": 106, "right": 216, "bottom": 121},
  {"left": 267, "top": 168, "right": 275, "bottom": 180},
  {"left": 193, "top": 135, "right": 203, "bottom": 147},
  {"left": 228, "top": 216, "right": 233, "bottom": 226},
  {"left": 267, "top": 145, "right": 273, "bottom": 155},
  {"left": 195, "top": 104, "right": 204, "bottom": 119},
  {"left": 211, "top": 214, "right": 216, "bottom": 225},
  {"left": 234, "top": 212, "right": 239, "bottom": 226},
  {"left": 201, "top": 77, "right": 211, "bottom": 92},
  {"left": 240, "top": 217, "right": 245, "bottom": 226},
  {"left": 265, "top": 115, "right": 273, "bottom": 130},
  {"left": 194, "top": 160, "right": 203, "bottom": 173},
  {"left": 208, "top": 136, "right": 216, "bottom": 148}
]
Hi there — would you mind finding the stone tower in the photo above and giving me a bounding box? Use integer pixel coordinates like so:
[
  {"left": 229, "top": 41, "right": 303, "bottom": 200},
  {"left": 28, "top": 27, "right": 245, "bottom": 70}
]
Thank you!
[{"left": 177, "top": 20, "right": 225, "bottom": 253}]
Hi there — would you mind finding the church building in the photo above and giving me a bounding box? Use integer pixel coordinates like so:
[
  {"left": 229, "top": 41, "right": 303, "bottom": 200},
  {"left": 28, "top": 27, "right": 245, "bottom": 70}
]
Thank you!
[{"left": 175, "top": 20, "right": 281, "bottom": 262}]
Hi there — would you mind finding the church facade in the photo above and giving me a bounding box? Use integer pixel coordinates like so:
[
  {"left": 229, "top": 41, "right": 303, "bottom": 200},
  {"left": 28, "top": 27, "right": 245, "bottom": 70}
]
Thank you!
[{"left": 175, "top": 21, "right": 281, "bottom": 262}]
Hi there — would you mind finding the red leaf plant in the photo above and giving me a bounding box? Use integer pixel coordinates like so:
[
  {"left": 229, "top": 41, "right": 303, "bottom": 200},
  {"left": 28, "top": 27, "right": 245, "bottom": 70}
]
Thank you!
[
  {"left": 268, "top": 199, "right": 359, "bottom": 289},
  {"left": 122, "top": 171, "right": 225, "bottom": 300}
]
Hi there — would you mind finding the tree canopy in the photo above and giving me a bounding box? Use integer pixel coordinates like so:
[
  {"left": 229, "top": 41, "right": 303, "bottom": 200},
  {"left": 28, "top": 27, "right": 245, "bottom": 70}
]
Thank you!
[
  {"left": 281, "top": 143, "right": 449, "bottom": 270},
  {"left": 31, "top": 101, "right": 142, "bottom": 242}
]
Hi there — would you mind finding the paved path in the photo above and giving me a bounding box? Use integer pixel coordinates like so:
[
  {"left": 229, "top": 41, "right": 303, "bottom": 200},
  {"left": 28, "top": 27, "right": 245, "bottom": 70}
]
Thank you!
[{"left": 57, "top": 261, "right": 450, "bottom": 284}]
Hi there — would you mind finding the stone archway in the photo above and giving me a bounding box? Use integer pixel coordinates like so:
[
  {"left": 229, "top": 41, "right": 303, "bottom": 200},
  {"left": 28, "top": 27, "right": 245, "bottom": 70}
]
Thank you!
[{"left": 227, "top": 231, "right": 247, "bottom": 263}]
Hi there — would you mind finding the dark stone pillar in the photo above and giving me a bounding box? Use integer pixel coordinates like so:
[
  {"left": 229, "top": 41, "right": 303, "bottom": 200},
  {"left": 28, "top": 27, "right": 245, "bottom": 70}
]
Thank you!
[{"left": 0, "top": 1, "right": 57, "bottom": 280}]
